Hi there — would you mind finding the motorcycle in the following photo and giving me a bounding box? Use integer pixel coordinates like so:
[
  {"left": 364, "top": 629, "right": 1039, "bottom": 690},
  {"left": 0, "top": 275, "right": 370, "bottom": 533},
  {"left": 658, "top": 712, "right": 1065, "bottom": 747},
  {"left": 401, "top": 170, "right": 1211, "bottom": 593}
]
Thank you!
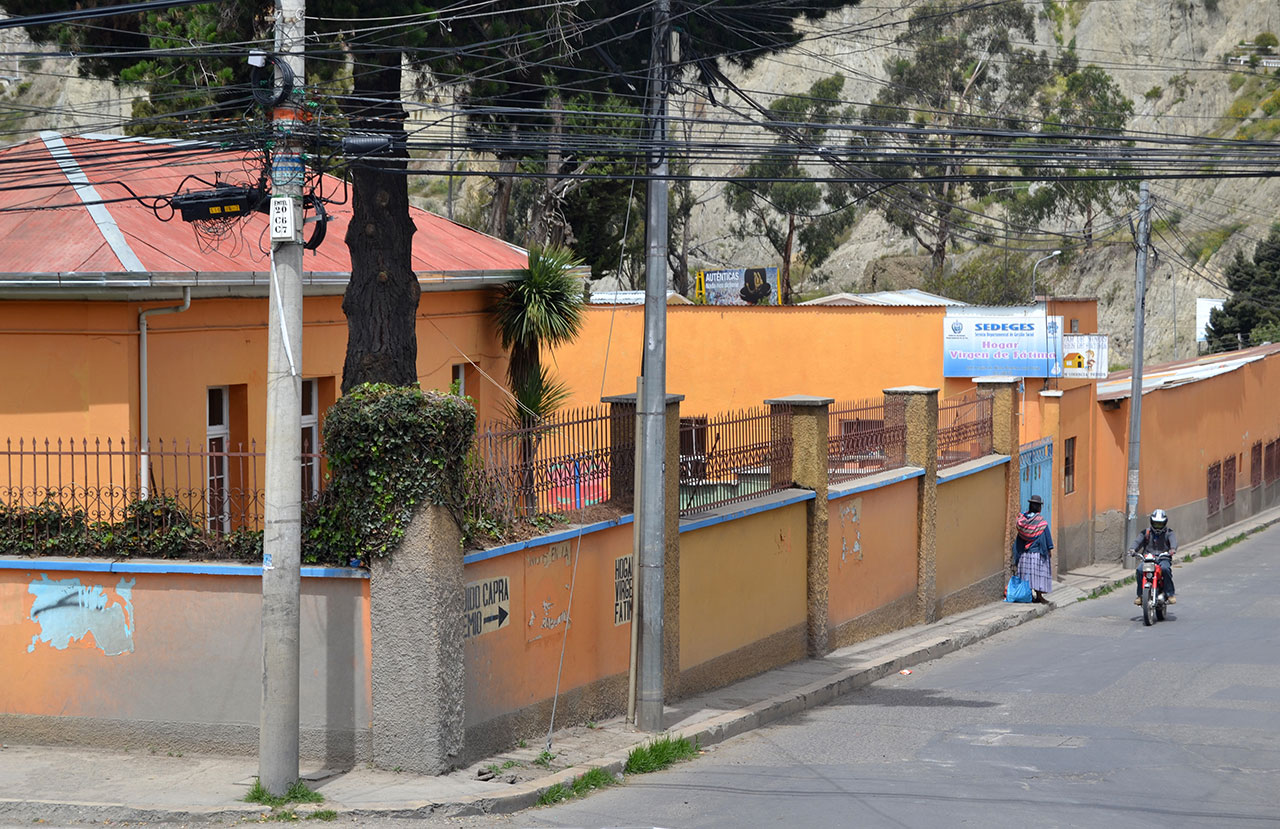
[{"left": 1135, "top": 550, "right": 1171, "bottom": 626}]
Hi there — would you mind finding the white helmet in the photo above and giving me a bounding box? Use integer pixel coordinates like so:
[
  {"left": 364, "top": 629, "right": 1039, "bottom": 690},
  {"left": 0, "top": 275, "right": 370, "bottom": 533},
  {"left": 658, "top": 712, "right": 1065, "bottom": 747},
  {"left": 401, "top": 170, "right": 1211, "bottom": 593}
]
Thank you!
[{"left": 1149, "top": 509, "right": 1168, "bottom": 532}]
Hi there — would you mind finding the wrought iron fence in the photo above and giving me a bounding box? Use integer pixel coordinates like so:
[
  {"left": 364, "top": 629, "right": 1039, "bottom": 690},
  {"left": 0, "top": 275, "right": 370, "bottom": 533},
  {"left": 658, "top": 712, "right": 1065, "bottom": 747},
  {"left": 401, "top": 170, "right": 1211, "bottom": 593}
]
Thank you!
[
  {"left": 679, "top": 406, "right": 794, "bottom": 515},
  {"left": 469, "top": 405, "right": 630, "bottom": 525},
  {"left": 937, "top": 390, "right": 994, "bottom": 469},
  {"left": 0, "top": 437, "right": 323, "bottom": 556},
  {"left": 827, "top": 396, "right": 906, "bottom": 484},
  {"left": 1207, "top": 459, "right": 1222, "bottom": 517}
]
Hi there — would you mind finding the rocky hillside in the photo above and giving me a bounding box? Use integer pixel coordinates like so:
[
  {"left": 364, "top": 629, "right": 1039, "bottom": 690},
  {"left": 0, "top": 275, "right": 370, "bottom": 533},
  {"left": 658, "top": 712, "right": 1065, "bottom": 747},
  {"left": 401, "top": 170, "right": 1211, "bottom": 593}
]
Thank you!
[{"left": 3, "top": 1, "right": 1277, "bottom": 365}]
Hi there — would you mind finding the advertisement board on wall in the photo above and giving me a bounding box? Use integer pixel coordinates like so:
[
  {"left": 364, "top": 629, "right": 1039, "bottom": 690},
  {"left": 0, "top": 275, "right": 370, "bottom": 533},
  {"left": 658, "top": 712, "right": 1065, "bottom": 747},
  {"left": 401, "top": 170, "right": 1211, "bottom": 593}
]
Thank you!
[
  {"left": 1196, "top": 297, "right": 1224, "bottom": 343},
  {"left": 943, "top": 308, "right": 1064, "bottom": 378},
  {"left": 695, "top": 267, "right": 780, "bottom": 305},
  {"left": 1061, "top": 334, "right": 1109, "bottom": 379}
]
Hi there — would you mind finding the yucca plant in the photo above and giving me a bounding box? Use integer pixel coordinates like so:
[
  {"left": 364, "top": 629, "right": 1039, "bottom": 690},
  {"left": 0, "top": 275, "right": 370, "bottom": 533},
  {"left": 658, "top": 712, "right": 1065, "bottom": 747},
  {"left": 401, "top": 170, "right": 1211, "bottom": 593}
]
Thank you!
[{"left": 491, "top": 246, "right": 585, "bottom": 513}]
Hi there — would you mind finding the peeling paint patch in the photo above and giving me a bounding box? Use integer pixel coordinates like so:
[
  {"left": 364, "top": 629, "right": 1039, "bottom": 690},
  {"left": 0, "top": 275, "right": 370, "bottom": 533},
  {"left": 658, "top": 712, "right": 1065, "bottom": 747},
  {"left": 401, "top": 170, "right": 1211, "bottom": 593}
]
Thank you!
[
  {"left": 839, "top": 498, "right": 864, "bottom": 565},
  {"left": 26, "top": 575, "right": 136, "bottom": 655}
]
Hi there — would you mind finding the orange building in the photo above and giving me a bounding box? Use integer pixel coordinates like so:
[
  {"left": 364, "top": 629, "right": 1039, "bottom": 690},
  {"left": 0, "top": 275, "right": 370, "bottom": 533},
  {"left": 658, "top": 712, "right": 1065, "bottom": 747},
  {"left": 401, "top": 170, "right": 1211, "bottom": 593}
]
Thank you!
[{"left": 0, "top": 133, "right": 525, "bottom": 500}]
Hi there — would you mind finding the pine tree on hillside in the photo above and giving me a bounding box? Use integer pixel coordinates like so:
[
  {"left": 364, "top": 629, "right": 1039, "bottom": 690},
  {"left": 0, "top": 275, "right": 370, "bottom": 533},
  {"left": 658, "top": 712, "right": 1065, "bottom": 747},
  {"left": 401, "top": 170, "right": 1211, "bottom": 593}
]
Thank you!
[{"left": 1206, "top": 225, "right": 1280, "bottom": 352}]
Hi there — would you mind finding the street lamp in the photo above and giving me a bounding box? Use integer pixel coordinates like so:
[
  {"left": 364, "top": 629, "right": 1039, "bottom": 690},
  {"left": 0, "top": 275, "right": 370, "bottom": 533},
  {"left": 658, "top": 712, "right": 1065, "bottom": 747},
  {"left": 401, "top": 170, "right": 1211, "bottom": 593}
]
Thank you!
[{"left": 1032, "top": 249, "right": 1061, "bottom": 302}]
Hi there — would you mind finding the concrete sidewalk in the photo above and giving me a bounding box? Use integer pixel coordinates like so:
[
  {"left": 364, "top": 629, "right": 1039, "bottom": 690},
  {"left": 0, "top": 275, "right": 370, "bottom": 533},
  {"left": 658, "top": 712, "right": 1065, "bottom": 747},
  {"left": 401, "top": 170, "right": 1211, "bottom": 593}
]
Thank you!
[{"left": 3, "top": 507, "right": 1275, "bottom": 824}]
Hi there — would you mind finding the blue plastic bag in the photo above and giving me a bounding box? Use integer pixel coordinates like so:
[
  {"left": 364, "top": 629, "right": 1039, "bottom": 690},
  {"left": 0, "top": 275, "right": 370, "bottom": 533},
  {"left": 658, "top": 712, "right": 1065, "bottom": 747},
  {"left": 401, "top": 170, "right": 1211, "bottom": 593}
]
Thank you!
[{"left": 1005, "top": 575, "right": 1032, "bottom": 603}]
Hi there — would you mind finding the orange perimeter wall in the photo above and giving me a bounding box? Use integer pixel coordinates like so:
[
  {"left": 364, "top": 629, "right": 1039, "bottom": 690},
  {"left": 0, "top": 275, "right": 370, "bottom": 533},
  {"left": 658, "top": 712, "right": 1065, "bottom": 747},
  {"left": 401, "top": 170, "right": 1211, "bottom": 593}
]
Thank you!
[
  {"left": 827, "top": 477, "right": 920, "bottom": 630},
  {"left": 549, "top": 305, "right": 967, "bottom": 414}
]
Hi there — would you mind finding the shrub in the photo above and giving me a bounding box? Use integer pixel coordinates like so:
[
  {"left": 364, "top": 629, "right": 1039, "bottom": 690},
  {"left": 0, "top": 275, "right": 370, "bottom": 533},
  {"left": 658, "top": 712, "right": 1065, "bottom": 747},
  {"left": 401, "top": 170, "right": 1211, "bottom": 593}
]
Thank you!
[{"left": 306, "top": 383, "right": 475, "bottom": 562}]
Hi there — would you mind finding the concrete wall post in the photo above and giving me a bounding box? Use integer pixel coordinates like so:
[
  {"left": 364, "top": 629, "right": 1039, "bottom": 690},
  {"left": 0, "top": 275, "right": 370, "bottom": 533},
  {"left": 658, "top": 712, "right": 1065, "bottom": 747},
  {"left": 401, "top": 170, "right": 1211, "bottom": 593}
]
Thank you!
[
  {"left": 976, "top": 377, "right": 1023, "bottom": 573},
  {"left": 1038, "top": 389, "right": 1063, "bottom": 579},
  {"left": 885, "top": 386, "right": 939, "bottom": 624},
  {"left": 369, "top": 504, "right": 464, "bottom": 774},
  {"left": 662, "top": 394, "right": 683, "bottom": 700},
  {"left": 765, "top": 395, "right": 833, "bottom": 657}
]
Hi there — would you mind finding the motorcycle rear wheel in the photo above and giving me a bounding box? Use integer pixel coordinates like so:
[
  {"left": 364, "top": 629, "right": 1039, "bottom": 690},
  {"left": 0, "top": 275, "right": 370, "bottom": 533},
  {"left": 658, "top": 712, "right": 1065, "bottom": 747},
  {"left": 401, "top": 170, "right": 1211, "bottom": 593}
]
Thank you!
[{"left": 1142, "top": 584, "right": 1155, "bottom": 626}]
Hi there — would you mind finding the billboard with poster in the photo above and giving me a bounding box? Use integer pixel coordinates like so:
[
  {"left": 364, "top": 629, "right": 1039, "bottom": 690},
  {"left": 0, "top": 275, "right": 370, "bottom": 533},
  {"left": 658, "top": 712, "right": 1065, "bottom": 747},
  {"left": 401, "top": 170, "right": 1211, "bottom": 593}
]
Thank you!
[
  {"left": 943, "top": 308, "right": 1064, "bottom": 378},
  {"left": 695, "top": 267, "right": 780, "bottom": 305},
  {"left": 1061, "top": 334, "right": 1109, "bottom": 379}
]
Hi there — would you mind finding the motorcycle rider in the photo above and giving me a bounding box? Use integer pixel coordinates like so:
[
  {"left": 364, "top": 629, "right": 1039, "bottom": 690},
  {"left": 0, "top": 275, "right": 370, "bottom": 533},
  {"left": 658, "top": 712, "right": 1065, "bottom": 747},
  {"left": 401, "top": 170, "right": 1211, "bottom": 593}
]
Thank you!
[{"left": 1133, "top": 508, "right": 1177, "bottom": 605}]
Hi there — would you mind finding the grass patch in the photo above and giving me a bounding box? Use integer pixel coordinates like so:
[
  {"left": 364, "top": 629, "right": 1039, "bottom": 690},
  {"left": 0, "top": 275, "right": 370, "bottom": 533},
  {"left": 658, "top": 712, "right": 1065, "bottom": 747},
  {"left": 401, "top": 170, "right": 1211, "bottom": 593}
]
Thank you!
[
  {"left": 536, "top": 782, "right": 570, "bottom": 806},
  {"left": 533, "top": 750, "right": 556, "bottom": 768},
  {"left": 1229, "top": 72, "right": 1248, "bottom": 92},
  {"left": 306, "top": 810, "right": 338, "bottom": 821},
  {"left": 1236, "top": 117, "right": 1280, "bottom": 141},
  {"left": 624, "top": 735, "right": 699, "bottom": 774},
  {"left": 244, "top": 780, "right": 324, "bottom": 808},
  {"left": 1083, "top": 574, "right": 1135, "bottom": 601},
  {"left": 1183, "top": 223, "right": 1246, "bottom": 264},
  {"left": 536, "top": 767, "right": 617, "bottom": 806}
]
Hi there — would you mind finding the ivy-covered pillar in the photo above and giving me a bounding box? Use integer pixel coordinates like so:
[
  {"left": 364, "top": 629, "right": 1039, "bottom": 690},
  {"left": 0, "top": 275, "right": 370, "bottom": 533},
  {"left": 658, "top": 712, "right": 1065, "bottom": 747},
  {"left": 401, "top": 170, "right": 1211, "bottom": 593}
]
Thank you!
[{"left": 319, "top": 384, "right": 474, "bottom": 774}]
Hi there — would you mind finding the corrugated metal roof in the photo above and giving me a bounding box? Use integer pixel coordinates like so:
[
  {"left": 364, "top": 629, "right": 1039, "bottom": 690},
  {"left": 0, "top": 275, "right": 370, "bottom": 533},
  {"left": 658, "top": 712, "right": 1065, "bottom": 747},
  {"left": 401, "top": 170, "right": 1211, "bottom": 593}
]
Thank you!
[
  {"left": 589, "top": 290, "right": 691, "bottom": 305},
  {"left": 1096, "top": 342, "right": 1280, "bottom": 401},
  {"left": 0, "top": 132, "right": 527, "bottom": 280},
  {"left": 799, "top": 289, "right": 966, "bottom": 307}
]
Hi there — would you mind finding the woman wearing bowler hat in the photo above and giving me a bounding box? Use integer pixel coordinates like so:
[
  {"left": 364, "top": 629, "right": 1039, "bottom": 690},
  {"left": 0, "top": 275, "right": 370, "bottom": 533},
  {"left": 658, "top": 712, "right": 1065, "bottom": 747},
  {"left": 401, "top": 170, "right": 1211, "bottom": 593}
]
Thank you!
[{"left": 1012, "top": 494, "right": 1054, "bottom": 603}]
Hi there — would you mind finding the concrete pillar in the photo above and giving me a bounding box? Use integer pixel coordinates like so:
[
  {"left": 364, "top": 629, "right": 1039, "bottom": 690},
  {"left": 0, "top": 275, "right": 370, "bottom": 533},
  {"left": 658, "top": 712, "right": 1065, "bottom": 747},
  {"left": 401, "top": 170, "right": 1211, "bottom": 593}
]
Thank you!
[
  {"left": 602, "top": 394, "right": 638, "bottom": 510},
  {"left": 976, "top": 377, "right": 1022, "bottom": 573},
  {"left": 369, "top": 504, "right": 464, "bottom": 774},
  {"left": 766, "top": 396, "right": 833, "bottom": 657},
  {"left": 1038, "top": 389, "right": 1063, "bottom": 580},
  {"left": 885, "top": 386, "right": 939, "bottom": 624},
  {"left": 661, "top": 394, "right": 683, "bottom": 700},
  {"left": 604, "top": 392, "right": 684, "bottom": 701}
]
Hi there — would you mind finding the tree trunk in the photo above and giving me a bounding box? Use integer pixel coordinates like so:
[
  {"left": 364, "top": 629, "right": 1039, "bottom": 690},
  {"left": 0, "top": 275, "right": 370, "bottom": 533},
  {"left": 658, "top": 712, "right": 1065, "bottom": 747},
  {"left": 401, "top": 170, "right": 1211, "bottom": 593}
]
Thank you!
[
  {"left": 341, "top": 51, "right": 420, "bottom": 393},
  {"left": 528, "top": 91, "right": 564, "bottom": 248},
  {"left": 1083, "top": 206, "right": 1095, "bottom": 247},
  {"left": 489, "top": 152, "right": 517, "bottom": 238},
  {"left": 674, "top": 215, "right": 691, "bottom": 296},
  {"left": 782, "top": 213, "right": 795, "bottom": 305}
]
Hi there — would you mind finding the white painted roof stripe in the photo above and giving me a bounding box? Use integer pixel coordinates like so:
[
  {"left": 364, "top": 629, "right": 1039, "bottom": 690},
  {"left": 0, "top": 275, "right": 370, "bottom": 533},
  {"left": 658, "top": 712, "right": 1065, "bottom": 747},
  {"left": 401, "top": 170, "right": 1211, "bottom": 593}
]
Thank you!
[{"left": 39, "top": 130, "right": 147, "bottom": 273}]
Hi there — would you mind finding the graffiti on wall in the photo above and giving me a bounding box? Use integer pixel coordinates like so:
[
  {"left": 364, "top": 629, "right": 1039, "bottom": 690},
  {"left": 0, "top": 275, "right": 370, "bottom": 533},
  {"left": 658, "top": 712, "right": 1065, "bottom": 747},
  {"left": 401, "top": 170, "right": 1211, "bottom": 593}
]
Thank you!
[
  {"left": 27, "top": 575, "right": 136, "bottom": 655},
  {"left": 526, "top": 541, "right": 571, "bottom": 642}
]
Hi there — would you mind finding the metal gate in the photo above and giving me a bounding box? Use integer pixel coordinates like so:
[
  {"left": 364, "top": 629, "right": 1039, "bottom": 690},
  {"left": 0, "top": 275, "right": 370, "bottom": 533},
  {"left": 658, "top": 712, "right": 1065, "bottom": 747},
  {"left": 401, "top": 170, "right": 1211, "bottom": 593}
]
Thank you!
[{"left": 1019, "top": 437, "right": 1053, "bottom": 525}]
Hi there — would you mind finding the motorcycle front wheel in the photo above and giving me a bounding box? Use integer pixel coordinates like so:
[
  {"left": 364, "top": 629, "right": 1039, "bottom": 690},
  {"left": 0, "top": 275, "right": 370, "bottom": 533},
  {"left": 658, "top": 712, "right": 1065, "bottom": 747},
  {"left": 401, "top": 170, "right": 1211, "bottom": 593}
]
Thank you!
[{"left": 1142, "top": 584, "right": 1155, "bottom": 626}]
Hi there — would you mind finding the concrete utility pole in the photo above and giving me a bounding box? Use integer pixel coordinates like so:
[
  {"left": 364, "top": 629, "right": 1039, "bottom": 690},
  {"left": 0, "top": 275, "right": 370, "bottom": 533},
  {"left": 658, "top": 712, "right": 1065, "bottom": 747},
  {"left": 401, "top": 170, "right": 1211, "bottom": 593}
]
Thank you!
[
  {"left": 636, "top": 0, "right": 670, "bottom": 734},
  {"left": 1124, "top": 182, "right": 1151, "bottom": 556},
  {"left": 260, "top": 0, "right": 305, "bottom": 796}
]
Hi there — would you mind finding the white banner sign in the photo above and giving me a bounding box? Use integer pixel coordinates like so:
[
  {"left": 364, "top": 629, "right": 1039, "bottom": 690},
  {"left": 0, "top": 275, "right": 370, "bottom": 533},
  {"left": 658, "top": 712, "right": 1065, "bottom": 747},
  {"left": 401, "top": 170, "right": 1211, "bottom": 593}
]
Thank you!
[{"left": 1061, "top": 334, "right": 1109, "bottom": 379}]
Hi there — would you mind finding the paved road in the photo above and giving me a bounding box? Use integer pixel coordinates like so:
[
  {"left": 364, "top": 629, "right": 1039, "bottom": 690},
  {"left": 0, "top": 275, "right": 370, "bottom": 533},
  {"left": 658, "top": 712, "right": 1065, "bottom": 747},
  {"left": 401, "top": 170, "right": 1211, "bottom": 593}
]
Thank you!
[
  {"left": 518, "top": 526, "right": 1280, "bottom": 828},
  {"left": 12, "top": 526, "right": 1279, "bottom": 829}
]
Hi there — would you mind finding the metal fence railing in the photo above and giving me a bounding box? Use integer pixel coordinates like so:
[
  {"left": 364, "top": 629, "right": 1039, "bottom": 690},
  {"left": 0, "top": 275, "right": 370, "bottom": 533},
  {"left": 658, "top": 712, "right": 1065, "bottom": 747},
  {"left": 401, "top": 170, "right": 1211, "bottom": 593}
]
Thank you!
[
  {"left": 0, "top": 437, "right": 323, "bottom": 554},
  {"left": 827, "top": 396, "right": 906, "bottom": 484},
  {"left": 679, "top": 406, "right": 793, "bottom": 515},
  {"left": 937, "top": 390, "right": 994, "bottom": 469},
  {"left": 470, "top": 405, "right": 630, "bottom": 524}
]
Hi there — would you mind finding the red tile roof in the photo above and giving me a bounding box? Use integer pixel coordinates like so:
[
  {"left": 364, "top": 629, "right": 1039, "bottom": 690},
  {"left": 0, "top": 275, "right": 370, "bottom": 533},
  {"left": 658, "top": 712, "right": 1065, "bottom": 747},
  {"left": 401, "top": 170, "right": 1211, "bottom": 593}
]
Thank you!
[{"left": 0, "top": 133, "right": 527, "bottom": 276}]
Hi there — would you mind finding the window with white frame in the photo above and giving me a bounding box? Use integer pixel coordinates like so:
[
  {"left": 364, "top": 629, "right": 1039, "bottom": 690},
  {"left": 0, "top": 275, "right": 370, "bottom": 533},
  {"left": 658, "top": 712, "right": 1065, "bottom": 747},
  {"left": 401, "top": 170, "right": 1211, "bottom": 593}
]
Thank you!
[
  {"left": 301, "top": 378, "right": 320, "bottom": 499},
  {"left": 451, "top": 363, "right": 466, "bottom": 397},
  {"left": 207, "top": 386, "right": 230, "bottom": 532}
]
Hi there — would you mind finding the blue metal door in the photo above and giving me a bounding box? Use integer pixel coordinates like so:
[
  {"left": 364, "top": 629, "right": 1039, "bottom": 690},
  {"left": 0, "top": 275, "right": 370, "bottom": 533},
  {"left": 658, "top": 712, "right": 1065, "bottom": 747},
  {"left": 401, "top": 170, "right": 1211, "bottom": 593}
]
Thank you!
[{"left": 1019, "top": 437, "right": 1053, "bottom": 526}]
